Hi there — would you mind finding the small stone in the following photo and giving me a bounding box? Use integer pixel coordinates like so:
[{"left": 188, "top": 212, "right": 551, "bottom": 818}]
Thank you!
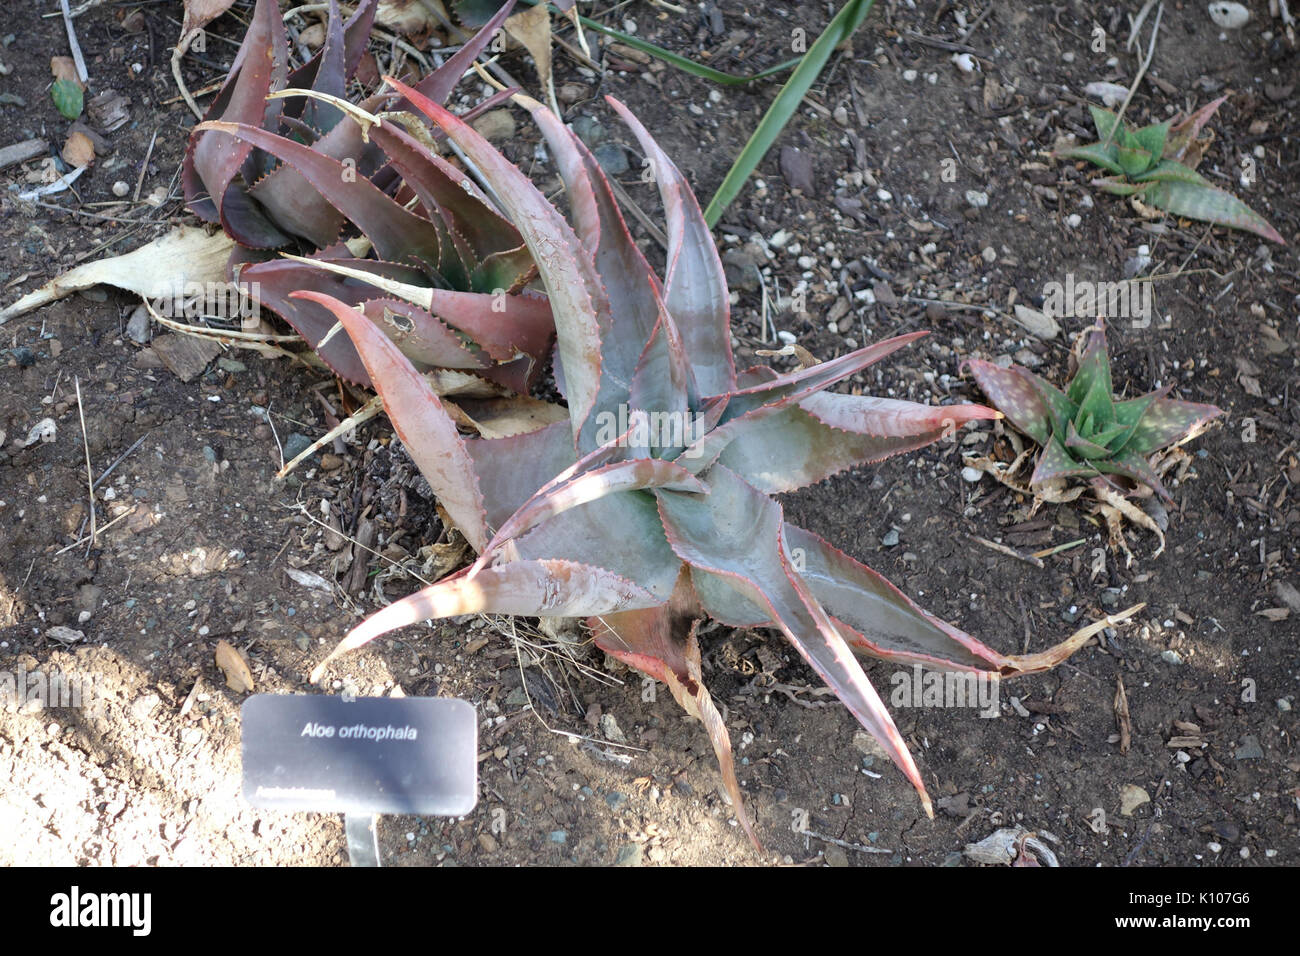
[
  {"left": 599, "top": 712, "right": 628, "bottom": 745},
  {"left": 823, "top": 845, "right": 849, "bottom": 867},
  {"left": 882, "top": 529, "right": 900, "bottom": 547},
  {"left": 1234, "top": 735, "right": 1264, "bottom": 760},
  {"left": 1160, "top": 649, "right": 1183, "bottom": 665},
  {"left": 1100, "top": 589, "right": 1120, "bottom": 608},
  {"left": 569, "top": 115, "right": 606, "bottom": 145},
  {"left": 1212, "top": 820, "right": 1240, "bottom": 842},
  {"left": 477, "top": 833, "right": 499, "bottom": 853},
  {"left": 965, "top": 189, "right": 989, "bottom": 208},
  {"left": 130, "top": 693, "right": 160, "bottom": 721},
  {"left": 216, "top": 357, "right": 246, "bottom": 373},
  {"left": 548, "top": 829, "right": 567, "bottom": 844},
  {"left": 605, "top": 791, "right": 627, "bottom": 811},
  {"left": 1207, "top": 2, "right": 1250, "bottom": 29},
  {"left": 592, "top": 143, "right": 628, "bottom": 176},
  {"left": 112, "top": 180, "right": 130, "bottom": 197},
  {"left": 1277, "top": 698, "right": 1292, "bottom": 712},
  {"left": 1065, "top": 213, "right": 1082, "bottom": 228},
  {"left": 776, "top": 330, "right": 796, "bottom": 346},
  {"left": 126, "top": 305, "right": 151, "bottom": 343},
  {"left": 1206, "top": 841, "right": 1222, "bottom": 854},
  {"left": 1119, "top": 784, "right": 1150, "bottom": 817},
  {"left": 614, "top": 843, "right": 643, "bottom": 866},
  {"left": 1011, "top": 304, "right": 1060, "bottom": 340},
  {"left": 469, "top": 109, "right": 515, "bottom": 143},
  {"left": 319, "top": 453, "right": 343, "bottom": 472},
  {"left": 961, "top": 466, "right": 983, "bottom": 483},
  {"left": 294, "top": 635, "right": 311, "bottom": 652},
  {"left": 980, "top": 246, "right": 997, "bottom": 263},
  {"left": 282, "top": 433, "right": 315, "bottom": 463}
]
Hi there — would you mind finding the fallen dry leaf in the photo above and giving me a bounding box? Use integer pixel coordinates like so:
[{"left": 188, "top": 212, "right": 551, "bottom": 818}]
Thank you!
[
  {"left": 61, "top": 131, "right": 95, "bottom": 168},
  {"left": 0, "top": 226, "right": 234, "bottom": 325},
  {"left": 180, "top": 0, "right": 237, "bottom": 38},
  {"left": 215, "top": 639, "right": 255, "bottom": 693},
  {"left": 1255, "top": 607, "right": 1291, "bottom": 622},
  {"left": 50, "top": 56, "right": 83, "bottom": 87},
  {"left": 506, "top": 2, "right": 558, "bottom": 116}
]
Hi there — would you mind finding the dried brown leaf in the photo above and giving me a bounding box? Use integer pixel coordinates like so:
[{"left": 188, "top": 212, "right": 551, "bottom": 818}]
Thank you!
[{"left": 215, "top": 639, "right": 255, "bottom": 693}]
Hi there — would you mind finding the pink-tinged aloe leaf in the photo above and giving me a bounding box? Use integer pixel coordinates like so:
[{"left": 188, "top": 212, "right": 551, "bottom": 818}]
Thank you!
[
  {"left": 590, "top": 590, "right": 759, "bottom": 850},
  {"left": 183, "top": 0, "right": 287, "bottom": 224},
  {"left": 964, "top": 359, "right": 1053, "bottom": 445},
  {"left": 784, "top": 524, "right": 1007, "bottom": 672},
  {"left": 196, "top": 121, "right": 444, "bottom": 267},
  {"left": 1144, "top": 180, "right": 1285, "bottom": 244},
  {"left": 311, "top": 558, "right": 661, "bottom": 683},
  {"left": 606, "top": 95, "right": 736, "bottom": 398},
  {"left": 682, "top": 332, "right": 931, "bottom": 470},
  {"left": 357, "top": 298, "right": 487, "bottom": 370},
  {"left": 656, "top": 464, "right": 934, "bottom": 818},
  {"left": 1119, "top": 395, "right": 1224, "bottom": 456},
  {"left": 289, "top": 291, "right": 490, "bottom": 551},
  {"left": 297, "top": 0, "right": 349, "bottom": 131},
  {"left": 366, "top": 120, "right": 526, "bottom": 262},
  {"left": 628, "top": 310, "right": 695, "bottom": 453},
  {"left": 520, "top": 94, "right": 675, "bottom": 397},
  {"left": 466, "top": 422, "right": 577, "bottom": 529},
  {"left": 1164, "top": 96, "right": 1227, "bottom": 163},
  {"left": 512, "top": 493, "right": 684, "bottom": 602},
  {"left": 408, "top": 0, "right": 517, "bottom": 107},
  {"left": 718, "top": 331, "right": 928, "bottom": 418},
  {"left": 286, "top": 0, "right": 376, "bottom": 101},
  {"left": 713, "top": 396, "right": 998, "bottom": 494},
  {"left": 1029, "top": 434, "right": 1096, "bottom": 485},
  {"left": 477, "top": 459, "right": 706, "bottom": 569},
  {"left": 384, "top": 75, "right": 606, "bottom": 447},
  {"left": 243, "top": 257, "right": 375, "bottom": 382}
]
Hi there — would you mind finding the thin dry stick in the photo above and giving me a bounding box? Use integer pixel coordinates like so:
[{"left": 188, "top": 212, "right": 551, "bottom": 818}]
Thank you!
[
  {"left": 1106, "top": 1, "right": 1163, "bottom": 147},
  {"left": 74, "top": 376, "right": 96, "bottom": 547},
  {"left": 277, "top": 395, "right": 382, "bottom": 478},
  {"left": 132, "top": 128, "right": 159, "bottom": 203},
  {"left": 59, "top": 0, "right": 90, "bottom": 83},
  {"left": 55, "top": 504, "right": 137, "bottom": 556},
  {"left": 966, "top": 533, "right": 1045, "bottom": 569}
]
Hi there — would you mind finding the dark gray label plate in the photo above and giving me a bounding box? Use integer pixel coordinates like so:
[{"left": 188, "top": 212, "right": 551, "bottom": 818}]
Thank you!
[{"left": 241, "top": 695, "right": 477, "bottom": 816}]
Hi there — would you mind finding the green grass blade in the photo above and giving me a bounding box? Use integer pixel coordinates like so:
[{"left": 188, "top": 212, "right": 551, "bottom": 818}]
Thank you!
[{"left": 703, "top": 0, "right": 877, "bottom": 226}]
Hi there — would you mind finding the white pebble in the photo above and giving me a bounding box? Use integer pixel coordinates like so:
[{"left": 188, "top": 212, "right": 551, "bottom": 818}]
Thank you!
[{"left": 961, "top": 466, "right": 983, "bottom": 483}]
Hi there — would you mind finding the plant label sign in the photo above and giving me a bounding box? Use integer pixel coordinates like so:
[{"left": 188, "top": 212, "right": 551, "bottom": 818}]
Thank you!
[{"left": 241, "top": 695, "right": 478, "bottom": 816}]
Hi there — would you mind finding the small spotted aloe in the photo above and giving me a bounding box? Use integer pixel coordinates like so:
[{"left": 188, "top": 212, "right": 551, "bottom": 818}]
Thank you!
[
  {"left": 1056, "top": 99, "right": 1285, "bottom": 244},
  {"left": 300, "top": 78, "right": 1096, "bottom": 848},
  {"left": 965, "top": 322, "right": 1224, "bottom": 499}
]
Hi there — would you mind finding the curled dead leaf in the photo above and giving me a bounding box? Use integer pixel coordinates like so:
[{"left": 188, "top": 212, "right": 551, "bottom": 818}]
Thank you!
[
  {"left": 61, "top": 131, "right": 95, "bottom": 168},
  {"left": 215, "top": 639, "right": 255, "bottom": 693}
]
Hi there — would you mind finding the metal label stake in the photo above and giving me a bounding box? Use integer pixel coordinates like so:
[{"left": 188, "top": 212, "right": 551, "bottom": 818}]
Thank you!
[{"left": 241, "top": 695, "right": 478, "bottom": 866}]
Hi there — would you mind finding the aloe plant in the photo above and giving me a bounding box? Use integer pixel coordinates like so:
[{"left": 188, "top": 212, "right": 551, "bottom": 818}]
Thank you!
[
  {"left": 965, "top": 322, "right": 1223, "bottom": 500},
  {"left": 183, "top": 0, "right": 552, "bottom": 392},
  {"left": 1057, "top": 100, "right": 1285, "bottom": 244},
  {"left": 294, "top": 77, "right": 1099, "bottom": 848}
]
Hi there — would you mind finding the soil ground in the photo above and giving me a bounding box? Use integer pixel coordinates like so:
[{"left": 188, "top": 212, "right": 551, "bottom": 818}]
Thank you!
[{"left": 1, "top": 0, "right": 1297, "bottom": 867}]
